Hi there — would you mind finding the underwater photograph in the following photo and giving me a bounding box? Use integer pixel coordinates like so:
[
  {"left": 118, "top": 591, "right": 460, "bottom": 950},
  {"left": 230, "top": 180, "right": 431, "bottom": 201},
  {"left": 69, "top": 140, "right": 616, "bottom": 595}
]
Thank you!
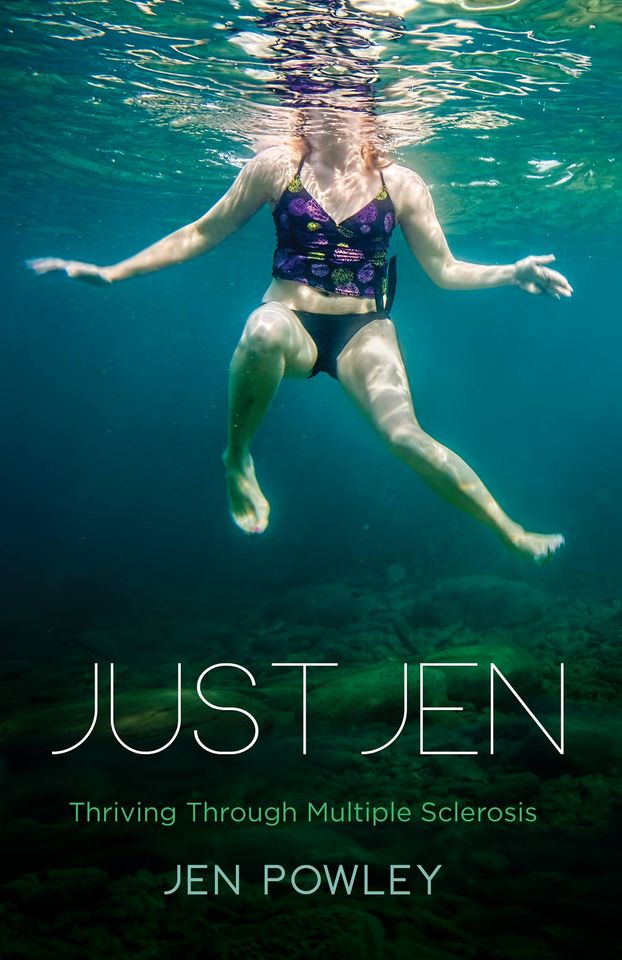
[{"left": 1, "top": 0, "right": 621, "bottom": 957}]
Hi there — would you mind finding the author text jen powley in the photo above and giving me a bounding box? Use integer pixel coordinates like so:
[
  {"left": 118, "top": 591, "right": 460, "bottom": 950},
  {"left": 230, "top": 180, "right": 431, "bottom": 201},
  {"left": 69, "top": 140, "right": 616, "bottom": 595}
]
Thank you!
[{"left": 163, "top": 862, "right": 443, "bottom": 897}]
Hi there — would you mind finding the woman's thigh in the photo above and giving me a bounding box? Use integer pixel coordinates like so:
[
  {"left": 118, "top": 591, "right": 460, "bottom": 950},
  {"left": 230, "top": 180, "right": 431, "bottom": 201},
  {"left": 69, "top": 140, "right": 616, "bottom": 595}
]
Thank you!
[{"left": 336, "top": 317, "right": 419, "bottom": 435}]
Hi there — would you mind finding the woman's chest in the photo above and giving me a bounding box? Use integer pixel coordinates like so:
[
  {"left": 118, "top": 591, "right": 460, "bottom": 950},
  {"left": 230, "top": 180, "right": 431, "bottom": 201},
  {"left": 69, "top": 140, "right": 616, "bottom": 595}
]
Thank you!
[{"left": 275, "top": 186, "right": 394, "bottom": 245}]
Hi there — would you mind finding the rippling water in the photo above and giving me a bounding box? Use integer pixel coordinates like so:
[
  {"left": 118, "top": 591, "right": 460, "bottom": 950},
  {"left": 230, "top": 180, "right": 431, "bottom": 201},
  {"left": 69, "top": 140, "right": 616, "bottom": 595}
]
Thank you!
[{"left": 3, "top": 0, "right": 620, "bottom": 236}]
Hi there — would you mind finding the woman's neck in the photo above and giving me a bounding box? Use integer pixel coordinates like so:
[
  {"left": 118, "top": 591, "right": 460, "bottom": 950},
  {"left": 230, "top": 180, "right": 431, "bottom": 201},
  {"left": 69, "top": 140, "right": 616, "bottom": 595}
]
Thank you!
[{"left": 305, "top": 134, "right": 364, "bottom": 177}]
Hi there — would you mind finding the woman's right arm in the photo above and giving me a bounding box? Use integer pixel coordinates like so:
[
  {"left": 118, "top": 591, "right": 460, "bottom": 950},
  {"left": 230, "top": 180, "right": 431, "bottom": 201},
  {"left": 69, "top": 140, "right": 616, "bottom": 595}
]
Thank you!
[{"left": 27, "top": 148, "right": 284, "bottom": 285}]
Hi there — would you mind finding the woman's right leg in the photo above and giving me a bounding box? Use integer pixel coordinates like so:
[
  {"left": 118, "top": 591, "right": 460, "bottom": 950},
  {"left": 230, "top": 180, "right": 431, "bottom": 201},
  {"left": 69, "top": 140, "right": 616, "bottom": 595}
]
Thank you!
[{"left": 223, "top": 301, "right": 317, "bottom": 534}]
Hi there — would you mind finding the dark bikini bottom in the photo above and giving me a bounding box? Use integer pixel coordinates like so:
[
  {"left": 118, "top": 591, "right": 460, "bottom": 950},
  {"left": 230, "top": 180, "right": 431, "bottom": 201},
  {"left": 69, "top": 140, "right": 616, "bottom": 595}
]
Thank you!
[
  {"left": 292, "top": 255, "right": 397, "bottom": 379},
  {"left": 293, "top": 309, "right": 389, "bottom": 379}
]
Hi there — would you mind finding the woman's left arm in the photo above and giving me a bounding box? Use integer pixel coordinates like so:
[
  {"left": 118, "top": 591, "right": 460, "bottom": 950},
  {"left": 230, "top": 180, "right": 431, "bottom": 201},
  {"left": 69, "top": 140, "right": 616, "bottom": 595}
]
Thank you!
[{"left": 394, "top": 167, "right": 573, "bottom": 298}]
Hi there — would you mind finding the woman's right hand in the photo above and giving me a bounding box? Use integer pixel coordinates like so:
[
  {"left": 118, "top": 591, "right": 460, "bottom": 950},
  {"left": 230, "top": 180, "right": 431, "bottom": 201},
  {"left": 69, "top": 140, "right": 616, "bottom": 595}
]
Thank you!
[{"left": 26, "top": 258, "right": 112, "bottom": 285}]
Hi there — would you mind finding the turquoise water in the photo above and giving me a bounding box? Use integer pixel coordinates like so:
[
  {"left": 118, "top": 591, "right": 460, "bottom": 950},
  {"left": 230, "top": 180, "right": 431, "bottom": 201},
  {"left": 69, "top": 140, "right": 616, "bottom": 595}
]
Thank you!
[
  {"left": 4, "top": 0, "right": 622, "bottom": 619},
  {"left": 2, "top": 3, "right": 622, "bottom": 958}
]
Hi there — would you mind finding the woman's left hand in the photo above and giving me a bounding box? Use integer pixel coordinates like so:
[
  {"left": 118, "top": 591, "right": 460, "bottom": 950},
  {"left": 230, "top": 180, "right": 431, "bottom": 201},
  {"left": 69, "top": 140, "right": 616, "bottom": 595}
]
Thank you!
[{"left": 513, "top": 254, "right": 573, "bottom": 299}]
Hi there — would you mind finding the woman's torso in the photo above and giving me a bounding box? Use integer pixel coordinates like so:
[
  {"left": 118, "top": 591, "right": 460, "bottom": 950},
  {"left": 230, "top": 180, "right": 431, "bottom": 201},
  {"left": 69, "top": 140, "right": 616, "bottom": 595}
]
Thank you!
[{"left": 262, "top": 150, "right": 399, "bottom": 315}]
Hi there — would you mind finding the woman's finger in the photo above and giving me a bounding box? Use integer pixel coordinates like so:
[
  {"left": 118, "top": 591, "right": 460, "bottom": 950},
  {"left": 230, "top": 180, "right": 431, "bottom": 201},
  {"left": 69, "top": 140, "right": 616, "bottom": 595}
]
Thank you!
[
  {"left": 547, "top": 273, "right": 573, "bottom": 291},
  {"left": 26, "top": 257, "right": 67, "bottom": 274},
  {"left": 535, "top": 264, "right": 574, "bottom": 297},
  {"left": 547, "top": 269, "right": 572, "bottom": 288},
  {"left": 548, "top": 279, "right": 572, "bottom": 294},
  {"left": 534, "top": 254, "right": 556, "bottom": 263},
  {"left": 25, "top": 258, "right": 47, "bottom": 273},
  {"left": 544, "top": 268, "right": 564, "bottom": 281},
  {"left": 547, "top": 281, "right": 572, "bottom": 298}
]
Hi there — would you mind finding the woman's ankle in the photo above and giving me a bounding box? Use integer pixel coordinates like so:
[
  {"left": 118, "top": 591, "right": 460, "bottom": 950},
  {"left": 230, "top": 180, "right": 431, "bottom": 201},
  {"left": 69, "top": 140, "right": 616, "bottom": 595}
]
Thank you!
[{"left": 222, "top": 447, "right": 252, "bottom": 472}]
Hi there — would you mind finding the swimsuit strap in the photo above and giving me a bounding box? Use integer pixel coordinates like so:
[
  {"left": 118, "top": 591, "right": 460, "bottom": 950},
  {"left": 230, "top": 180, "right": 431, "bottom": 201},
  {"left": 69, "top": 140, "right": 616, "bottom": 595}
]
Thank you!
[
  {"left": 296, "top": 156, "right": 305, "bottom": 175},
  {"left": 379, "top": 168, "right": 386, "bottom": 187}
]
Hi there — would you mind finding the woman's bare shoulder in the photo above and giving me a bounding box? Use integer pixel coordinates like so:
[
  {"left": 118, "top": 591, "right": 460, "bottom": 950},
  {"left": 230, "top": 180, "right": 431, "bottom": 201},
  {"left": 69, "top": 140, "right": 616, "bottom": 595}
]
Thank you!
[
  {"left": 247, "top": 144, "right": 300, "bottom": 195},
  {"left": 383, "top": 162, "right": 428, "bottom": 190},
  {"left": 383, "top": 162, "right": 431, "bottom": 216},
  {"left": 251, "top": 144, "right": 299, "bottom": 173}
]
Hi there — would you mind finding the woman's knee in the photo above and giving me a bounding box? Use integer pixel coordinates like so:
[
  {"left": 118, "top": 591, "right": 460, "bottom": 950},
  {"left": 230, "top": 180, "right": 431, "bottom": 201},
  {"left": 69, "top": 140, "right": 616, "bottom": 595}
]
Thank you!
[
  {"left": 387, "top": 423, "right": 443, "bottom": 471},
  {"left": 242, "top": 305, "right": 290, "bottom": 356}
]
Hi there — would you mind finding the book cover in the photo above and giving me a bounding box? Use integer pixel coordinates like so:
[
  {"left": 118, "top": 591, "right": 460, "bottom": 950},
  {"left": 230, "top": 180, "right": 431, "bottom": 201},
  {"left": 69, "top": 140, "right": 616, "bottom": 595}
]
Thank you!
[{"left": 3, "top": 2, "right": 619, "bottom": 958}]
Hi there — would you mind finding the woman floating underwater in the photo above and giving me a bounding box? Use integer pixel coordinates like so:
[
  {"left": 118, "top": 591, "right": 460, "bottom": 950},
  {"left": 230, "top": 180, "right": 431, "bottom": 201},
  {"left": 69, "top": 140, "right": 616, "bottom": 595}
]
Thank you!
[{"left": 27, "top": 105, "right": 572, "bottom": 561}]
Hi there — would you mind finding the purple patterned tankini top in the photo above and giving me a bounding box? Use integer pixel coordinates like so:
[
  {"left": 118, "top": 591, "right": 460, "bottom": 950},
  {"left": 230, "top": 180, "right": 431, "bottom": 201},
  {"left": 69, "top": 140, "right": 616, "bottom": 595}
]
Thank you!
[{"left": 272, "top": 158, "right": 397, "bottom": 301}]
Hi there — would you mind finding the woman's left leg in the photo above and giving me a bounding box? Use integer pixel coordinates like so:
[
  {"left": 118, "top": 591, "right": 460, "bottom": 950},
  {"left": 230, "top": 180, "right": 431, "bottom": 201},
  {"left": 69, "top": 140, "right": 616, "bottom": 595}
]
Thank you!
[{"left": 336, "top": 317, "right": 564, "bottom": 562}]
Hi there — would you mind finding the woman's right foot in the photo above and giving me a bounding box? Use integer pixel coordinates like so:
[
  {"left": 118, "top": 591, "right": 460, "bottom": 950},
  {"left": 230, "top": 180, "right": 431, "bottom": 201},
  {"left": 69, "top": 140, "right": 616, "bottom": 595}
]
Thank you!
[
  {"left": 509, "top": 530, "right": 565, "bottom": 564},
  {"left": 223, "top": 450, "right": 270, "bottom": 535}
]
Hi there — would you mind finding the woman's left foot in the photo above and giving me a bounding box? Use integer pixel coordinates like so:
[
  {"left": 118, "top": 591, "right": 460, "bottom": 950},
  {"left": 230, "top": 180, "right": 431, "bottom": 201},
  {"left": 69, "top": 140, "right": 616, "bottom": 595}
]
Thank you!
[{"left": 509, "top": 530, "right": 565, "bottom": 564}]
